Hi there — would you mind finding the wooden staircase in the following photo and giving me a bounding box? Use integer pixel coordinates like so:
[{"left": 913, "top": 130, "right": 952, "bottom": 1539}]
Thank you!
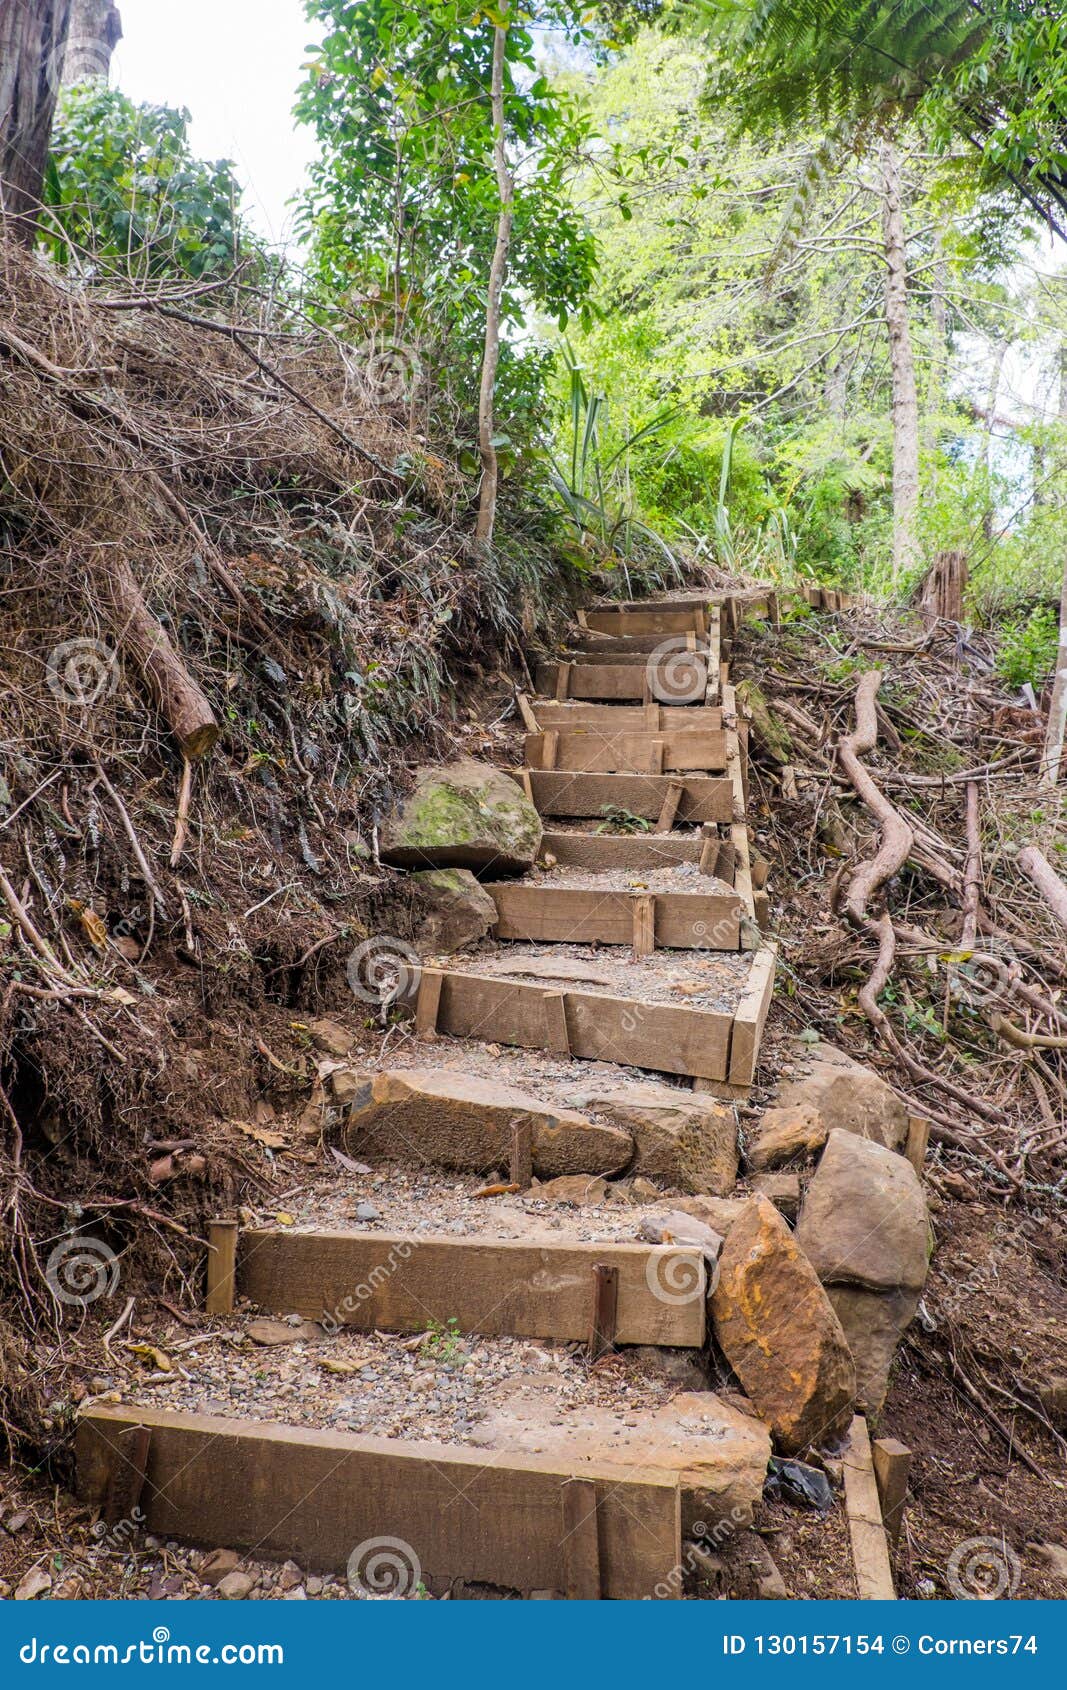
[{"left": 76, "top": 588, "right": 782, "bottom": 1600}]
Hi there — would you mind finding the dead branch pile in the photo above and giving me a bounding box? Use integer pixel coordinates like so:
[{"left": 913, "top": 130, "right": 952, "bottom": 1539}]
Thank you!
[
  {"left": 0, "top": 234, "right": 578, "bottom": 1426},
  {"left": 737, "top": 600, "right": 1067, "bottom": 1201}
]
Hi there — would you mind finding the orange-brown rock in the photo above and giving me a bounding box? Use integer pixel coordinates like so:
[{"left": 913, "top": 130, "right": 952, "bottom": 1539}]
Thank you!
[
  {"left": 565, "top": 1081, "right": 738, "bottom": 1195},
  {"left": 710, "top": 1196, "right": 855, "bottom": 1454},
  {"left": 344, "top": 1069, "right": 633, "bottom": 1178}
]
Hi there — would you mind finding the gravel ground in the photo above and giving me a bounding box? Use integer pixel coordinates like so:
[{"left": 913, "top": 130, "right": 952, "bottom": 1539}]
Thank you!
[
  {"left": 515, "top": 861, "right": 736, "bottom": 896},
  {"left": 249, "top": 1162, "right": 669, "bottom": 1241},
  {"left": 449, "top": 942, "right": 752, "bottom": 1008}
]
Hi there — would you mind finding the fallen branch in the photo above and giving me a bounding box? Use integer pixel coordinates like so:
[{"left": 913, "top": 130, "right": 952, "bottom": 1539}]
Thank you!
[{"left": 1017, "top": 846, "right": 1067, "bottom": 937}]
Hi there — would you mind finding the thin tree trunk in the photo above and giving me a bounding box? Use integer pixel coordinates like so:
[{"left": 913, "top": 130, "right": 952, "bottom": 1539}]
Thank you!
[
  {"left": 475, "top": 6, "right": 514, "bottom": 552},
  {"left": 879, "top": 137, "right": 920, "bottom": 585},
  {"left": 1041, "top": 339, "right": 1067, "bottom": 786},
  {"left": 62, "top": 0, "right": 121, "bottom": 84},
  {"left": 0, "top": 0, "right": 73, "bottom": 239}
]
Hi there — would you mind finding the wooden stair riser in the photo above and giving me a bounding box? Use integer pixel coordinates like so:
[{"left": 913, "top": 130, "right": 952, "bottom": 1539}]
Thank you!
[
  {"left": 76, "top": 1408, "right": 681, "bottom": 1600},
  {"left": 535, "top": 661, "right": 709, "bottom": 704},
  {"left": 526, "top": 703, "right": 724, "bottom": 732},
  {"left": 220, "top": 1229, "right": 707, "bottom": 1347},
  {"left": 516, "top": 770, "right": 733, "bottom": 825},
  {"left": 525, "top": 728, "right": 727, "bottom": 774},
  {"left": 488, "top": 883, "right": 742, "bottom": 951},
  {"left": 416, "top": 966, "right": 734, "bottom": 1082}
]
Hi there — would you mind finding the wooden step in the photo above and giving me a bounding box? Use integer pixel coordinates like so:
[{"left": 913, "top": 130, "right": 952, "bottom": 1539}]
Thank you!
[
  {"left": 488, "top": 880, "right": 742, "bottom": 951},
  {"left": 415, "top": 952, "right": 754, "bottom": 1082},
  {"left": 535, "top": 659, "right": 709, "bottom": 704},
  {"left": 525, "top": 726, "right": 727, "bottom": 774},
  {"left": 211, "top": 1226, "right": 707, "bottom": 1347},
  {"left": 526, "top": 701, "right": 723, "bottom": 732},
  {"left": 582, "top": 603, "right": 713, "bottom": 637},
  {"left": 539, "top": 830, "right": 707, "bottom": 873},
  {"left": 555, "top": 645, "right": 707, "bottom": 666},
  {"left": 517, "top": 769, "right": 733, "bottom": 825},
  {"left": 77, "top": 1406, "right": 682, "bottom": 1600},
  {"left": 564, "top": 631, "right": 711, "bottom": 656}
]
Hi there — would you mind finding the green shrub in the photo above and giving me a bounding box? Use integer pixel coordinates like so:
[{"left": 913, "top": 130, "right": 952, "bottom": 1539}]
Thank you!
[{"left": 994, "top": 604, "right": 1059, "bottom": 690}]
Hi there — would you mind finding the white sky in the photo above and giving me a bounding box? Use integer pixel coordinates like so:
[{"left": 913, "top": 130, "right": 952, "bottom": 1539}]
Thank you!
[{"left": 111, "top": 0, "right": 318, "bottom": 246}]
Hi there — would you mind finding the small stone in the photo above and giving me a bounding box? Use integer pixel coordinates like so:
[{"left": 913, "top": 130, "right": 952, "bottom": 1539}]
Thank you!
[
  {"left": 638, "top": 1209, "right": 723, "bottom": 1255},
  {"left": 354, "top": 1201, "right": 380, "bottom": 1222},
  {"left": 14, "top": 1566, "right": 52, "bottom": 1601},
  {"left": 282, "top": 1587, "right": 307, "bottom": 1600},
  {"left": 216, "top": 1570, "right": 255, "bottom": 1600},
  {"left": 306, "top": 1576, "right": 324, "bottom": 1595},
  {"left": 305, "top": 1017, "right": 355, "bottom": 1058},
  {"left": 199, "top": 1548, "right": 240, "bottom": 1587},
  {"left": 536, "top": 1174, "right": 608, "bottom": 1206}
]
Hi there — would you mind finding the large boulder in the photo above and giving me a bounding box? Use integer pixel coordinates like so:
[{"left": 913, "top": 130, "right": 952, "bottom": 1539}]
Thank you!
[
  {"left": 710, "top": 1196, "right": 856, "bottom": 1454},
  {"left": 380, "top": 758, "right": 541, "bottom": 873},
  {"left": 753, "top": 1041, "right": 909, "bottom": 1169},
  {"left": 411, "top": 868, "right": 496, "bottom": 955},
  {"left": 795, "top": 1129, "right": 931, "bottom": 1412},
  {"left": 343, "top": 1069, "right": 632, "bottom": 1178},
  {"left": 564, "top": 1081, "right": 738, "bottom": 1195}
]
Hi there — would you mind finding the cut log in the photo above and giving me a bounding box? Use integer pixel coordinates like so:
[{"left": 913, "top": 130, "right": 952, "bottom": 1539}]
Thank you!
[{"left": 102, "top": 556, "right": 220, "bottom": 758}]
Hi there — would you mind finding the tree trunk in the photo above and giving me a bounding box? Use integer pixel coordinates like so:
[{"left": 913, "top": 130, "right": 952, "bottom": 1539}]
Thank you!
[
  {"left": 920, "top": 547, "right": 967, "bottom": 623},
  {"left": 0, "top": 0, "right": 73, "bottom": 239},
  {"left": 1041, "top": 339, "right": 1067, "bottom": 785},
  {"left": 879, "top": 138, "right": 920, "bottom": 585},
  {"left": 62, "top": 0, "right": 121, "bottom": 84},
  {"left": 474, "top": 6, "right": 514, "bottom": 552},
  {"left": 100, "top": 555, "right": 220, "bottom": 759}
]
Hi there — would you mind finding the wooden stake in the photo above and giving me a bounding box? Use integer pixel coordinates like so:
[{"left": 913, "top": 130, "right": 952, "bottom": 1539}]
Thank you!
[
  {"left": 555, "top": 662, "right": 572, "bottom": 702},
  {"left": 698, "top": 827, "right": 718, "bottom": 877},
  {"left": 647, "top": 738, "right": 666, "bottom": 775},
  {"left": 589, "top": 1263, "right": 619, "bottom": 1361},
  {"left": 517, "top": 692, "right": 539, "bottom": 733},
  {"left": 206, "top": 1220, "right": 238, "bottom": 1316},
  {"left": 843, "top": 1415, "right": 895, "bottom": 1599},
  {"left": 520, "top": 768, "right": 535, "bottom": 804},
  {"left": 560, "top": 1477, "right": 601, "bottom": 1601},
  {"left": 631, "top": 893, "right": 656, "bottom": 957},
  {"left": 905, "top": 1113, "right": 930, "bottom": 1176},
  {"left": 415, "top": 967, "right": 444, "bottom": 1036},
  {"left": 509, "top": 1118, "right": 533, "bottom": 1190},
  {"left": 655, "top": 779, "right": 685, "bottom": 833},
  {"left": 542, "top": 729, "right": 560, "bottom": 770},
  {"left": 102, "top": 1423, "right": 152, "bottom": 1525},
  {"left": 872, "top": 1437, "right": 911, "bottom": 1555},
  {"left": 644, "top": 702, "right": 661, "bottom": 730},
  {"left": 543, "top": 990, "right": 570, "bottom": 1056}
]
